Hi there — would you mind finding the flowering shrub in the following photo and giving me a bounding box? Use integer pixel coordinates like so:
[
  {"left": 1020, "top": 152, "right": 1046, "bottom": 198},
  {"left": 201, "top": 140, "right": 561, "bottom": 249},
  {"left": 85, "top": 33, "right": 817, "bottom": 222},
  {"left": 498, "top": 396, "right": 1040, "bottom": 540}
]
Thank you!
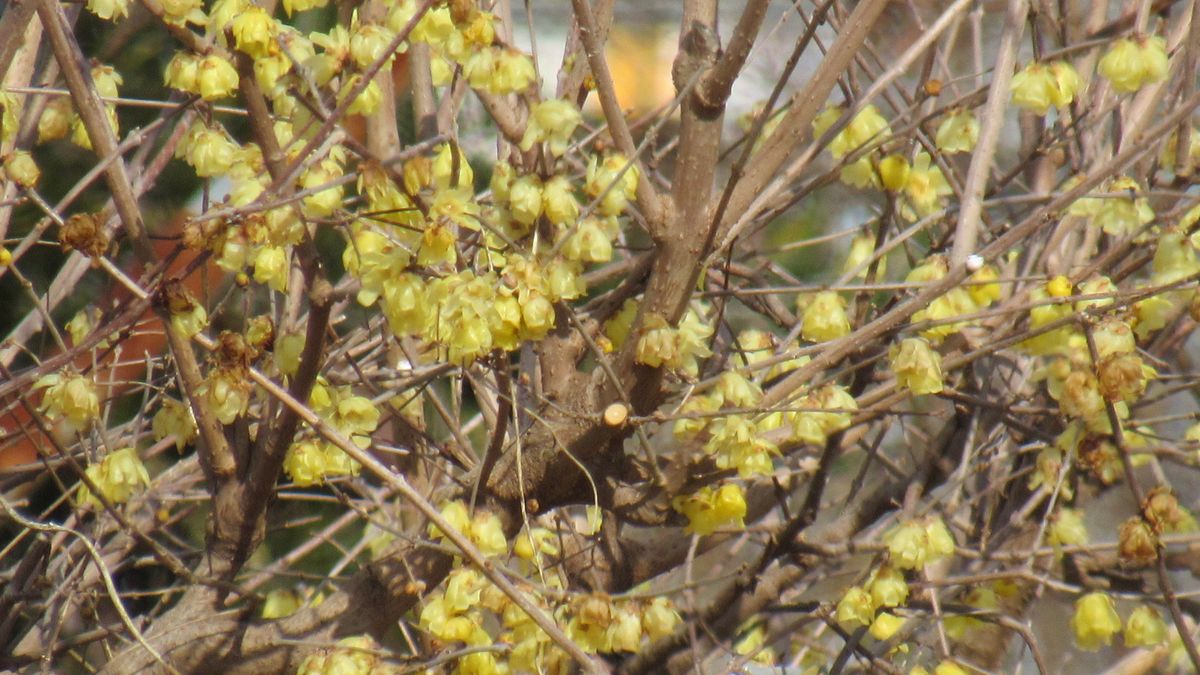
[{"left": 2, "top": 1, "right": 1200, "bottom": 673}]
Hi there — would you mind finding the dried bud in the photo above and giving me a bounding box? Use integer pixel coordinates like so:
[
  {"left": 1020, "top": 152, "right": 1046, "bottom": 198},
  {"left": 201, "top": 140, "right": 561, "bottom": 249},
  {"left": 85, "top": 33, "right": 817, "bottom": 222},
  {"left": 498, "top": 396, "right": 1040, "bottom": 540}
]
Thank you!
[
  {"left": 1097, "top": 352, "right": 1152, "bottom": 402},
  {"left": 1118, "top": 516, "right": 1158, "bottom": 565},
  {"left": 216, "top": 330, "right": 251, "bottom": 370},
  {"left": 60, "top": 212, "right": 109, "bottom": 257},
  {"left": 1143, "top": 486, "right": 1184, "bottom": 533},
  {"left": 449, "top": 0, "right": 475, "bottom": 24}
]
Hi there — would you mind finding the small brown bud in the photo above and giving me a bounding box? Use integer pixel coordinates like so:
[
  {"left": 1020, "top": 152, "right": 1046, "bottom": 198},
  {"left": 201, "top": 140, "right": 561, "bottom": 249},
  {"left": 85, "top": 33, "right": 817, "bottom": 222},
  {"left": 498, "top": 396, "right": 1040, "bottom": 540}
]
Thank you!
[
  {"left": 164, "top": 280, "right": 198, "bottom": 314},
  {"left": 449, "top": 0, "right": 475, "bottom": 24},
  {"left": 924, "top": 79, "right": 943, "bottom": 96}
]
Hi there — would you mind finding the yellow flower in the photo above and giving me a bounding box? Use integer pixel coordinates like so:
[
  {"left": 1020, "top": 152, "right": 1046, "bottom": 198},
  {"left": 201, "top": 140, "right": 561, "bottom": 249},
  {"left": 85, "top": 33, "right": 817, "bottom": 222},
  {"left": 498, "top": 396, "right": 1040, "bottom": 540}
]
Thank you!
[
  {"left": 800, "top": 291, "right": 850, "bottom": 342},
  {"left": 196, "top": 55, "right": 240, "bottom": 101},
  {"left": 889, "top": 337, "right": 943, "bottom": 395},
  {"left": 152, "top": 397, "right": 198, "bottom": 451},
  {"left": 868, "top": 565, "right": 909, "bottom": 608},
  {"left": 542, "top": 175, "right": 579, "bottom": 225},
  {"left": 1071, "top": 592, "right": 1122, "bottom": 651},
  {"left": 492, "top": 49, "right": 537, "bottom": 94},
  {"left": 836, "top": 586, "right": 876, "bottom": 628},
  {"left": 967, "top": 264, "right": 1002, "bottom": 307},
  {"left": 672, "top": 484, "right": 747, "bottom": 535},
  {"left": 1011, "top": 60, "right": 1082, "bottom": 114},
  {"left": 75, "top": 448, "right": 151, "bottom": 508},
  {"left": 1048, "top": 508, "right": 1088, "bottom": 546},
  {"left": 35, "top": 372, "right": 100, "bottom": 432},
  {"left": 933, "top": 662, "right": 968, "bottom": 675},
  {"left": 508, "top": 174, "right": 543, "bottom": 225},
  {"left": 1011, "top": 62, "right": 1052, "bottom": 112},
  {"left": 642, "top": 597, "right": 681, "bottom": 641},
  {"left": 885, "top": 520, "right": 930, "bottom": 570},
  {"left": 514, "top": 526, "right": 558, "bottom": 563},
  {"left": 902, "top": 152, "right": 952, "bottom": 220},
  {"left": 252, "top": 245, "right": 289, "bottom": 292},
  {"left": 281, "top": 0, "right": 327, "bottom": 16},
  {"left": 1124, "top": 605, "right": 1167, "bottom": 647},
  {"left": 349, "top": 22, "right": 394, "bottom": 69},
  {"left": 86, "top": 0, "right": 129, "bottom": 20},
  {"left": 561, "top": 217, "right": 614, "bottom": 263},
  {"left": 813, "top": 104, "right": 890, "bottom": 159},
  {"left": 924, "top": 516, "right": 956, "bottom": 560},
  {"left": 877, "top": 154, "right": 910, "bottom": 192},
  {"left": 586, "top": 154, "right": 640, "bottom": 217},
  {"left": 519, "top": 99, "right": 582, "bottom": 156},
  {"left": 1099, "top": 36, "right": 1169, "bottom": 93},
  {"left": 179, "top": 121, "right": 240, "bottom": 178},
  {"left": 469, "top": 510, "right": 508, "bottom": 556},
  {"left": 159, "top": 0, "right": 206, "bottom": 26},
  {"left": 790, "top": 384, "right": 857, "bottom": 445},
  {"left": 38, "top": 97, "right": 72, "bottom": 143},
  {"left": 843, "top": 233, "right": 886, "bottom": 279},
  {"left": 935, "top": 109, "right": 979, "bottom": 153},
  {"left": 71, "top": 106, "right": 120, "bottom": 151},
  {"left": 295, "top": 635, "right": 382, "bottom": 675},
  {"left": 869, "top": 612, "right": 906, "bottom": 640},
  {"left": 339, "top": 76, "right": 382, "bottom": 116},
  {"left": 230, "top": 6, "right": 275, "bottom": 58},
  {"left": 283, "top": 440, "right": 326, "bottom": 486},
  {"left": 300, "top": 158, "right": 346, "bottom": 217},
  {"left": 1079, "top": 176, "right": 1154, "bottom": 237},
  {"left": 199, "top": 368, "right": 252, "bottom": 424}
]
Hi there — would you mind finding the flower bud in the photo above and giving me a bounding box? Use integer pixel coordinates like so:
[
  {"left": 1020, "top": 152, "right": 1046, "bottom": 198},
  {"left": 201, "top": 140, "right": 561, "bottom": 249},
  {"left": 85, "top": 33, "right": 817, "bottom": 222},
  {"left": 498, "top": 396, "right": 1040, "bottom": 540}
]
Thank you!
[{"left": 4, "top": 151, "right": 40, "bottom": 187}]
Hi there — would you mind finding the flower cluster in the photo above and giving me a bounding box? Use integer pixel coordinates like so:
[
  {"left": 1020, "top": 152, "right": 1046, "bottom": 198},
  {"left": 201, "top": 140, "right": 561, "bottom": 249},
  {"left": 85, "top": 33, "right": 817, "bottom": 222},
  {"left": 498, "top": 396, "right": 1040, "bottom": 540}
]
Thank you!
[
  {"left": 1098, "top": 35, "right": 1170, "bottom": 93},
  {"left": 835, "top": 565, "right": 912, "bottom": 642},
  {"left": 884, "top": 516, "right": 956, "bottom": 570},
  {"left": 1011, "top": 60, "right": 1083, "bottom": 114},
  {"left": 417, "top": 549, "right": 682, "bottom": 671},
  {"left": 907, "top": 255, "right": 1000, "bottom": 342},
  {"left": 634, "top": 307, "right": 714, "bottom": 378}
]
